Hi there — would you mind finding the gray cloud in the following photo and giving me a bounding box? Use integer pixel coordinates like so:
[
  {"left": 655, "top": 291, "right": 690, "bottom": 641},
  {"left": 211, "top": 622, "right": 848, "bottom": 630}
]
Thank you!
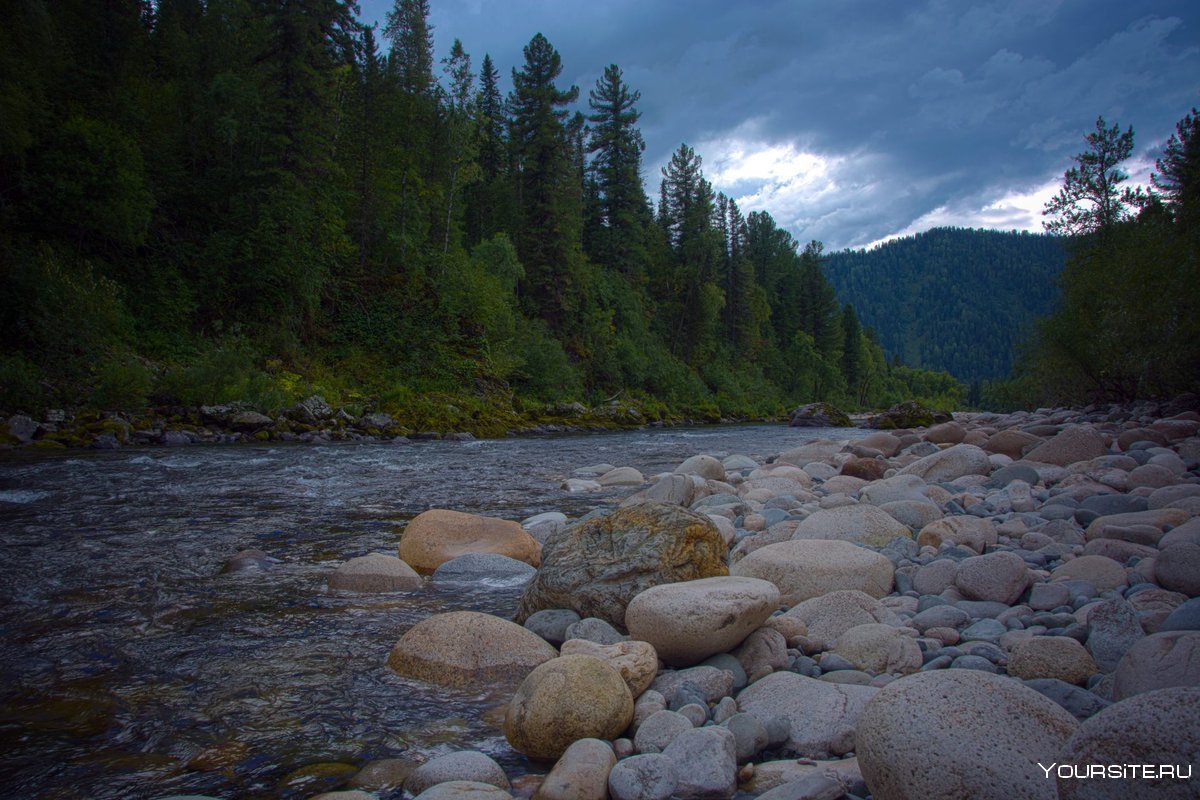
[{"left": 360, "top": 0, "right": 1200, "bottom": 249}]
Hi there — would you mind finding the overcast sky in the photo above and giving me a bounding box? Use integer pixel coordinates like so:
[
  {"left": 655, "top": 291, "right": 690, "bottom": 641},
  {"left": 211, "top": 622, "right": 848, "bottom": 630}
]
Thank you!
[{"left": 357, "top": 0, "right": 1199, "bottom": 251}]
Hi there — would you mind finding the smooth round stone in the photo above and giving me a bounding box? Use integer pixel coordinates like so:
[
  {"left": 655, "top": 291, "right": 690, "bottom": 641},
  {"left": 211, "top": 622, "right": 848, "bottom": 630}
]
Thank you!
[
  {"left": 791, "top": 504, "right": 912, "bottom": 547},
  {"left": 951, "top": 654, "right": 998, "bottom": 672},
  {"left": 328, "top": 553, "right": 423, "bottom": 593},
  {"left": 535, "top": 738, "right": 615, "bottom": 800},
  {"left": 1050, "top": 556, "right": 1129, "bottom": 593},
  {"left": 831, "top": 623, "right": 923, "bottom": 675},
  {"left": 505, "top": 655, "right": 634, "bottom": 761},
  {"left": 430, "top": 553, "right": 535, "bottom": 587},
  {"left": 1155, "top": 542, "right": 1200, "bottom": 597},
  {"left": 1159, "top": 597, "right": 1200, "bottom": 632},
  {"left": 897, "top": 443, "right": 992, "bottom": 482},
  {"left": 635, "top": 710, "right": 693, "bottom": 754},
  {"left": 607, "top": 753, "right": 677, "bottom": 800},
  {"left": 1112, "top": 631, "right": 1200, "bottom": 700},
  {"left": 954, "top": 551, "right": 1030, "bottom": 605},
  {"left": 879, "top": 499, "right": 943, "bottom": 530},
  {"left": 404, "top": 751, "right": 510, "bottom": 796},
  {"left": 1023, "top": 425, "right": 1108, "bottom": 467},
  {"left": 412, "top": 781, "right": 511, "bottom": 800},
  {"left": 597, "top": 466, "right": 647, "bottom": 486},
  {"left": 731, "top": 539, "right": 894, "bottom": 604},
  {"left": 1058, "top": 687, "right": 1200, "bottom": 800},
  {"left": 565, "top": 617, "right": 627, "bottom": 645},
  {"left": 721, "top": 712, "right": 769, "bottom": 763},
  {"left": 625, "top": 576, "right": 779, "bottom": 667},
  {"left": 860, "top": 473, "right": 929, "bottom": 506},
  {"left": 1008, "top": 636, "right": 1099, "bottom": 685},
  {"left": 857, "top": 670, "right": 1079, "bottom": 800},
  {"left": 1085, "top": 598, "right": 1146, "bottom": 673},
  {"left": 675, "top": 454, "right": 726, "bottom": 481},
  {"left": 990, "top": 464, "right": 1041, "bottom": 487},
  {"left": 524, "top": 609, "right": 582, "bottom": 646},
  {"left": 399, "top": 509, "right": 541, "bottom": 572},
  {"left": 661, "top": 726, "right": 738, "bottom": 799},
  {"left": 784, "top": 590, "right": 899, "bottom": 647},
  {"left": 961, "top": 619, "right": 1007, "bottom": 643},
  {"left": 735, "top": 671, "right": 877, "bottom": 758},
  {"left": 388, "top": 611, "right": 557, "bottom": 689},
  {"left": 910, "top": 604, "right": 971, "bottom": 633},
  {"left": 732, "top": 627, "right": 788, "bottom": 682}
]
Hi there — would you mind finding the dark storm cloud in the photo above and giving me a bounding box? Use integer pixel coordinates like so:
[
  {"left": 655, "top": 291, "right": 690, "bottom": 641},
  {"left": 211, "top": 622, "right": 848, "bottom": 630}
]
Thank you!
[{"left": 358, "top": 0, "right": 1200, "bottom": 249}]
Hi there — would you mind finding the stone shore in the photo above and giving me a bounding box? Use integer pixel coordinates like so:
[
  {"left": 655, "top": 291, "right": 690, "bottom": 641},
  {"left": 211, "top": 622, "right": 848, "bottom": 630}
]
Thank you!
[{"left": 273, "top": 399, "right": 1200, "bottom": 799}]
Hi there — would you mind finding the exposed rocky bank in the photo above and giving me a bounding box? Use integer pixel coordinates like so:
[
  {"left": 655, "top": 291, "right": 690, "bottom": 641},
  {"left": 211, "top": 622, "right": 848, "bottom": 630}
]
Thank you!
[{"left": 119, "top": 398, "right": 1200, "bottom": 798}]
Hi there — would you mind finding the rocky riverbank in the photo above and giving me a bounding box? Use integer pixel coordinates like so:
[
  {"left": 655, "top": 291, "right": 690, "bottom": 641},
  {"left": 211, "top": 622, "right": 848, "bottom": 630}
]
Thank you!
[
  {"left": 0, "top": 395, "right": 746, "bottom": 452},
  {"left": 199, "top": 398, "right": 1200, "bottom": 798}
]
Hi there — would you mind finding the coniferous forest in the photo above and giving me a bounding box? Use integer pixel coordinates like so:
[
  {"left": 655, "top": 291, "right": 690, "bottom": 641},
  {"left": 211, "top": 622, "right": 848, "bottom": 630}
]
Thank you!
[
  {"left": 0, "top": 0, "right": 965, "bottom": 432},
  {"left": 824, "top": 229, "right": 1066, "bottom": 386}
]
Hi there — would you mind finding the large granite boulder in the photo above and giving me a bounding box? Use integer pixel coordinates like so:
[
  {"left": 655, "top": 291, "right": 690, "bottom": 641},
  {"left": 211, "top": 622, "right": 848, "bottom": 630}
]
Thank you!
[
  {"left": 857, "top": 670, "right": 1078, "bottom": 800},
  {"left": 515, "top": 503, "right": 728, "bottom": 627},
  {"left": 1023, "top": 425, "right": 1108, "bottom": 467},
  {"left": 1057, "top": 687, "right": 1200, "bottom": 800},
  {"left": 399, "top": 509, "right": 541, "bottom": 573}
]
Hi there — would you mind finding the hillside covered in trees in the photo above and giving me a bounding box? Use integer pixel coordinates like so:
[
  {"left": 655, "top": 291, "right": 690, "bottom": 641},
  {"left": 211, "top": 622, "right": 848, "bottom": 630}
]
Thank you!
[
  {"left": 0, "top": 0, "right": 964, "bottom": 429},
  {"left": 824, "top": 229, "right": 1065, "bottom": 385}
]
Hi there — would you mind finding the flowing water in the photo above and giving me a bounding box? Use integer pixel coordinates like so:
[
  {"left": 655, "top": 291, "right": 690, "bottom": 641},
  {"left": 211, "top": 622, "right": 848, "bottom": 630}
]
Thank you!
[{"left": 0, "top": 424, "right": 862, "bottom": 799}]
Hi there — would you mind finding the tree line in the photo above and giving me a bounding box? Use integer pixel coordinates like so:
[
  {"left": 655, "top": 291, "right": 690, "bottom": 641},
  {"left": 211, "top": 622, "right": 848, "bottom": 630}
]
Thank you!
[
  {"left": 987, "top": 109, "right": 1200, "bottom": 408},
  {"left": 0, "top": 0, "right": 961, "bottom": 420}
]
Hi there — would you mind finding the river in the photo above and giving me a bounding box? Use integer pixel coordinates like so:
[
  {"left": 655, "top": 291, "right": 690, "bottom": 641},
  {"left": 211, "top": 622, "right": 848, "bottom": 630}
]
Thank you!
[{"left": 0, "top": 424, "right": 861, "bottom": 799}]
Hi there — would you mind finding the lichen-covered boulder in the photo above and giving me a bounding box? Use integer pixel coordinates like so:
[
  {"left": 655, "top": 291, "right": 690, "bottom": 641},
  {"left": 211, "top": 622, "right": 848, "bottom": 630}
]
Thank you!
[
  {"left": 515, "top": 503, "right": 728, "bottom": 627},
  {"left": 504, "top": 655, "right": 634, "bottom": 761}
]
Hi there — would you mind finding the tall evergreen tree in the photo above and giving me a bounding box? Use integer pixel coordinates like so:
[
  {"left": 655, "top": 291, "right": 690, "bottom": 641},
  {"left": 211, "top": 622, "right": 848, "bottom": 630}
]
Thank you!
[
  {"left": 507, "top": 33, "right": 585, "bottom": 337},
  {"left": 586, "top": 64, "right": 649, "bottom": 278}
]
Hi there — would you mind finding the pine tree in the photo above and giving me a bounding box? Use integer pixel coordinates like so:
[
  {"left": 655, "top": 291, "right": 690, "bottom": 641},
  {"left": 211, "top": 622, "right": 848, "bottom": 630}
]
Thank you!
[
  {"left": 507, "top": 33, "right": 584, "bottom": 336},
  {"left": 1043, "top": 117, "right": 1141, "bottom": 237},
  {"left": 586, "top": 64, "right": 650, "bottom": 278}
]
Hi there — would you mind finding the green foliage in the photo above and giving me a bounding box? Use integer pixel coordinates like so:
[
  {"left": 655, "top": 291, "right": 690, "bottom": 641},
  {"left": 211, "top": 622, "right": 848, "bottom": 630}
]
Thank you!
[
  {"left": 91, "top": 355, "right": 153, "bottom": 412},
  {"left": 1015, "top": 108, "right": 1200, "bottom": 405},
  {"left": 1043, "top": 117, "right": 1141, "bottom": 237},
  {"left": 0, "top": 2, "right": 971, "bottom": 421},
  {"left": 0, "top": 354, "right": 44, "bottom": 413}
]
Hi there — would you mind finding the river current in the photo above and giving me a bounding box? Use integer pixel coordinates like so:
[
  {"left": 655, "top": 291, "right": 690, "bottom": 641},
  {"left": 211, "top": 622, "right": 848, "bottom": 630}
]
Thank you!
[{"left": 0, "top": 424, "right": 859, "bottom": 799}]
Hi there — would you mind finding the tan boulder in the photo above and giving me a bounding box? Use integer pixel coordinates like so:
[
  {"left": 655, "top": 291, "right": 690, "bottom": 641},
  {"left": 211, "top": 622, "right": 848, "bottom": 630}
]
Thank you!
[
  {"left": 1050, "top": 555, "right": 1129, "bottom": 593},
  {"left": 793, "top": 504, "right": 912, "bottom": 547},
  {"left": 560, "top": 639, "right": 658, "bottom": 698},
  {"left": 625, "top": 576, "right": 779, "bottom": 667},
  {"left": 328, "top": 553, "right": 422, "bottom": 593},
  {"left": 1022, "top": 425, "right": 1108, "bottom": 467},
  {"left": 1008, "top": 636, "right": 1099, "bottom": 686},
  {"left": 388, "top": 611, "right": 557, "bottom": 689},
  {"left": 731, "top": 539, "right": 894, "bottom": 604},
  {"left": 782, "top": 590, "right": 899, "bottom": 649},
  {"left": 505, "top": 655, "right": 634, "bottom": 761},
  {"left": 830, "top": 623, "right": 922, "bottom": 675},
  {"left": 400, "top": 509, "right": 541, "bottom": 573},
  {"left": 534, "top": 738, "right": 615, "bottom": 800},
  {"left": 985, "top": 429, "right": 1043, "bottom": 460},
  {"left": 857, "top": 670, "right": 1078, "bottom": 800},
  {"left": 916, "top": 516, "right": 998, "bottom": 553}
]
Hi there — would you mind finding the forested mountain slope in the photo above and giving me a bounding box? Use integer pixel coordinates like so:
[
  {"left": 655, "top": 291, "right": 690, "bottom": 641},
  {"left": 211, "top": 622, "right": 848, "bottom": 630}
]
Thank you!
[{"left": 824, "top": 228, "right": 1065, "bottom": 384}]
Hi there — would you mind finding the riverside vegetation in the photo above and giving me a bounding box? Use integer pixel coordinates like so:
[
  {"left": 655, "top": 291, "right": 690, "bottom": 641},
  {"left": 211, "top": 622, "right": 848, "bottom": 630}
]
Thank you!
[
  {"left": 309, "top": 397, "right": 1200, "bottom": 799},
  {"left": 0, "top": 0, "right": 962, "bottom": 432}
]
